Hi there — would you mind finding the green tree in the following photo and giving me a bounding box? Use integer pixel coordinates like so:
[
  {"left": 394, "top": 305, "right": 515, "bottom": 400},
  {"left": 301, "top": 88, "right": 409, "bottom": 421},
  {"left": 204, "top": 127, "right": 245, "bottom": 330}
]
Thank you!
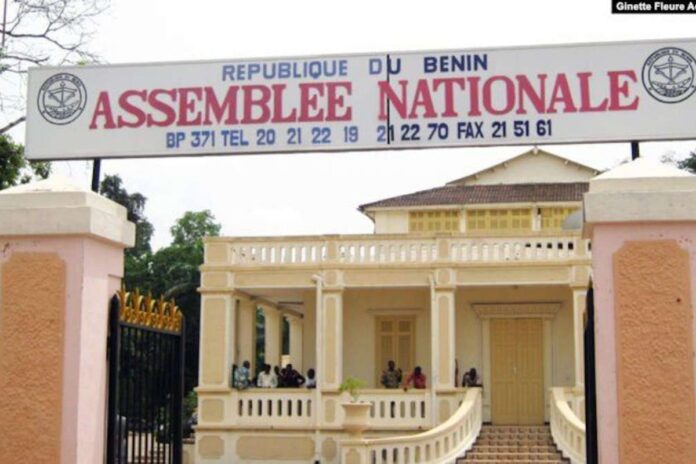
[
  {"left": 0, "top": 134, "right": 50, "bottom": 190},
  {"left": 677, "top": 150, "right": 696, "bottom": 174},
  {"left": 99, "top": 174, "right": 154, "bottom": 290},
  {"left": 171, "top": 210, "right": 222, "bottom": 248},
  {"left": 150, "top": 210, "right": 222, "bottom": 394}
]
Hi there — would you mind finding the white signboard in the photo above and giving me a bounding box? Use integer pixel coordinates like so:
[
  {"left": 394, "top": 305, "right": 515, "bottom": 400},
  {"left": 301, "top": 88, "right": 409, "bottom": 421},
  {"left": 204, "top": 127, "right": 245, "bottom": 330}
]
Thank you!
[{"left": 25, "top": 38, "right": 696, "bottom": 160}]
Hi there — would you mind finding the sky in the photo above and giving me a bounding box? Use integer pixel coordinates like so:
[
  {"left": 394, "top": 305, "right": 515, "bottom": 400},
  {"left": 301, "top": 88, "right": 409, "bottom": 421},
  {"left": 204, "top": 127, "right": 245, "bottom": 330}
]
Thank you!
[{"left": 7, "top": 0, "right": 696, "bottom": 249}]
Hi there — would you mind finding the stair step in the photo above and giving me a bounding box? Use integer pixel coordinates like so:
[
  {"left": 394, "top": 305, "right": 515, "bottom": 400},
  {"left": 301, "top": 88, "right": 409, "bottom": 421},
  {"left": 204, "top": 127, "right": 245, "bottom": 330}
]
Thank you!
[
  {"left": 457, "top": 425, "right": 569, "bottom": 464},
  {"left": 464, "top": 452, "right": 564, "bottom": 459},
  {"left": 459, "top": 461, "right": 566, "bottom": 463},
  {"left": 473, "top": 445, "right": 559, "bottom": 451}
]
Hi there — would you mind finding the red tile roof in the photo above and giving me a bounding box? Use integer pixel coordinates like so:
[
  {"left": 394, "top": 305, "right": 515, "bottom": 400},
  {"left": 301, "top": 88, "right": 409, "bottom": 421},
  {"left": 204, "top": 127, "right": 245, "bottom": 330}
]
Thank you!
[{"left": 359, "top": 182, "right": 589, "bottom": 211}]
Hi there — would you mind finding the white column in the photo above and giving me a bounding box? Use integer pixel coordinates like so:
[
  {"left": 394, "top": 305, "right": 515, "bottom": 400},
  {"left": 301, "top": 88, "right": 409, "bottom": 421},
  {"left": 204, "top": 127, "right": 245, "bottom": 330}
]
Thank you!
[
  {"left": 199, "top": 294, "right": 236, "bottom": 389},
  {"left": 262, "top": 304, "right": 281, "bottom": 368},
  {"left": 320, "top": 288, "right": 343, "bottom": 390},
  {"left": 572, "top": 289, "right": 587, "bottom": 387},
  {"left": 481, "top": 319, "right": 491, "bottom": 422},
  {"left": 237, "top": 297, "right": 256, "bottom": 372},
  {"left": 431, "top": 288, "right": 456, "bottom": 391},
  {"left": 287, "top": 314, "right": 304, "bottom": 372}
]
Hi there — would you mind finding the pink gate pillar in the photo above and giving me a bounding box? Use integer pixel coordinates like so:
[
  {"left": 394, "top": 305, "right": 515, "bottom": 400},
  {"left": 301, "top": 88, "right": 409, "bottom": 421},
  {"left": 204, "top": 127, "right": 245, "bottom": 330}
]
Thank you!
[
  {"left": 584, "top": 158, "right": 696, "bottom": 464},
  {"left": 0, "top": 177, "right": 135, "bottom": 464}
]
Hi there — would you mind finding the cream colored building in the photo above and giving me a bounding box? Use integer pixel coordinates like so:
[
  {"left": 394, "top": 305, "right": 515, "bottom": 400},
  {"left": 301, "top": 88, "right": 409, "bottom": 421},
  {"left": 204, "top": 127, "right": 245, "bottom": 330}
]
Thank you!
[{"left": 195, "top": 149, "right": 593, "bottom": 463}]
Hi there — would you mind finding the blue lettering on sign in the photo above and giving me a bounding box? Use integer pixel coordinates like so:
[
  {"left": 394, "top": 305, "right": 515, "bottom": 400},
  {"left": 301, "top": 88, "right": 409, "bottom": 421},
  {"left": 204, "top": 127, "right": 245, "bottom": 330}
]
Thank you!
[
  {"left": 222, "top": 60, "right": 349, "bottom": 81},
  {"left": 221, "top": 129, "right": 249, "bottom": 147},
  {"left": 166, "top": 132, "right": 186, "bottom": 148},
  {"left": 369, "top": 58, "right": 383, "bottom": 75},
  {"left": 424, "top": 54, "right": 488, "bottom": 73}
]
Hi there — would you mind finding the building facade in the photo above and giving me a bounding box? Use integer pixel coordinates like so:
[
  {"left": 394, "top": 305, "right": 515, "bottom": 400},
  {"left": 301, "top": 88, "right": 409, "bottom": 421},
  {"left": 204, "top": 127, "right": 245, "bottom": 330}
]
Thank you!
[{"left": 194, "top": 149, "right": 592, "bottom": 463}]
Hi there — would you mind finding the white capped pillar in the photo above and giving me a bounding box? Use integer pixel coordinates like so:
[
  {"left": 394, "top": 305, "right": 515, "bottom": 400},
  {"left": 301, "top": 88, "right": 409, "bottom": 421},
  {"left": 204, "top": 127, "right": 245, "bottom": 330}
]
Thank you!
[
  {"left": 431, "top": 269, "right": 456, "bottom": 391},
  {"left": 320, "top": 288, "right": 343, "bottom": 390},
  {"left": 237, "top": 296, "right": 256, "bottom": 372},
  {"left": 199, "top": 294, "right": 236, "bottom": 389},
  {"left": 572, "top": 288, "right": 587, "bottom": 387},
  {"left": 287, "top": 314, "right": 304, "bottom": 372},
  {"left": 261, "top": 303, "right": 282, "bottom": 368}
]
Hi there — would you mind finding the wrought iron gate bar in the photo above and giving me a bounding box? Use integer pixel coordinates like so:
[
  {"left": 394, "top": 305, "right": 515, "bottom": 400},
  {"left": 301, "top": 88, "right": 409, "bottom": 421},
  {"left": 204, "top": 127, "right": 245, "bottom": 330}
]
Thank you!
[
  {"left": 107, "top": 291, "right": 185, "bottom": 464},
  {"left": 117, "top": 289, "right": 183, "bottom": 333}
]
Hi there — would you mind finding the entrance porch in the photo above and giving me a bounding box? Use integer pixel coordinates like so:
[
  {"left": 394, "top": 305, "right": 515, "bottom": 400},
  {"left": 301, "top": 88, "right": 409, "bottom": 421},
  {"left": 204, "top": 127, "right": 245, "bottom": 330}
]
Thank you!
[{"left": 195, "top": 233, "right": 590, "bottom": 462}]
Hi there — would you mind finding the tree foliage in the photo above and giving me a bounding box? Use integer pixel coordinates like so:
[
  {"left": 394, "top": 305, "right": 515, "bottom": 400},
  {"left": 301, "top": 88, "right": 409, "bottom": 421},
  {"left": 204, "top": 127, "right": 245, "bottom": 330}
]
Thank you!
[
  {"left": 1, "top": 0, "right": 110, "bottom": 133},
  {"left": 677, "top": 150, "right": 696, "bottom": 174},
  {"left": 99, "top": 174, "right": 154, "bottom": 290},
  {"left": 99, "top": 174, "right": 221, "bottom": 395},
  {"left": 0, "top": 133, "right": 50, "bottom": 190}
]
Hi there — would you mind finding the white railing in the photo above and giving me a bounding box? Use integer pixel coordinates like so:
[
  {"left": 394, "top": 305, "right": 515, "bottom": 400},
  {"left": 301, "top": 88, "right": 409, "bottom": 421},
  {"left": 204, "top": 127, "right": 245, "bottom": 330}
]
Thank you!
[
  {"left": 213, "top": 233, "right": 588, "bottom": 267},
  {"left": 230, "top": 240, "right": 326, "bottom": 265},
  {"left": 337, "top": 239, "right": 437, "bottom": 264},
  {"left": 233, "top": 389, "right": 315, "bottom": 428},
  {"left": 230, "top": 389, "right": 441, "bottom": 430},
  {"left": 450, "top": 236, "right": 583, "bottom": 262},
  {"left": 360, "top": 390, "right": 432, "bottom": 429},
  {"left": 340, "top": 388, "right": 482, "bottom": 464},
  {"left": 550, "top": 387, "right": 586, "bottom": 464}
]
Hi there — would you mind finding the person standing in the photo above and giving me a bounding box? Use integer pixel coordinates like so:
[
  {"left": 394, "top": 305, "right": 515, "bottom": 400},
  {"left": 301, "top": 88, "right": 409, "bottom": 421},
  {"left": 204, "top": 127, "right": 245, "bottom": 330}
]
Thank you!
[
  {"left": 462, "top": 368, "right": 480, "bottom": 387},
  {"left": 305, "top": 368, "right": 317, "bottom": 388},
  {"left": 281, "top": 363, "right": 306, "bottom": 387},
  {"left": 380, "top": 360, "right": 402, "bottom": 389},
  {"left": 403, "top": 366, "right": 427, "bottom": 389},
  {"left": 233, "top": 360, "right": 252, "bottom": 390},
  {"left": 257, "top": 364, "right": 278, "bottom": 388}
]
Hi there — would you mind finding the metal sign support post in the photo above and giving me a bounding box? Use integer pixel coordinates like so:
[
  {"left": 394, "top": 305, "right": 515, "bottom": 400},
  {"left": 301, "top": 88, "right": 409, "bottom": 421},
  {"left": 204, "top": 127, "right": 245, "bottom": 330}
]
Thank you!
[
  {"left": 631, "top": 141, "right": 640, "bottom": 160},
  {"left": 91, "top": 158, "right": 101, "bottom": 193}
]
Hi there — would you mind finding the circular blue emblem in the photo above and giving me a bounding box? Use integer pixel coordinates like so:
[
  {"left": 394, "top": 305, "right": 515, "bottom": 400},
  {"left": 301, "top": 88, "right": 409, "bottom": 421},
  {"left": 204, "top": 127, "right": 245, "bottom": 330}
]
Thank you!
[
  {"left": 37, "top": 73, "right": 87, "bottom": 125},
  {"left": 642, "top": 47, "right": 696, "bottom": 104}
]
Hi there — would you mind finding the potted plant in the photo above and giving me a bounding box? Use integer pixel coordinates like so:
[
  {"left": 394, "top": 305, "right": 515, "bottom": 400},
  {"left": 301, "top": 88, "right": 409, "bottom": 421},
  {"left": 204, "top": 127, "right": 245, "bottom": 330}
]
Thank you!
[{"left": 340, "top": 377, "right": 371, "bottom": 436}]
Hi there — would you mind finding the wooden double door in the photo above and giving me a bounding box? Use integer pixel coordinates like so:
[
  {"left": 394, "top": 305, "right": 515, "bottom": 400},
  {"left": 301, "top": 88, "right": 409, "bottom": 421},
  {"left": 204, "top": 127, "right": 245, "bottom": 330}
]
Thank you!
[
  {"left": 375, "top": 317, "right": 415, "bottom": 384},
  {"left": 490, "top": 318, "right": 544, "bottom": 425}
]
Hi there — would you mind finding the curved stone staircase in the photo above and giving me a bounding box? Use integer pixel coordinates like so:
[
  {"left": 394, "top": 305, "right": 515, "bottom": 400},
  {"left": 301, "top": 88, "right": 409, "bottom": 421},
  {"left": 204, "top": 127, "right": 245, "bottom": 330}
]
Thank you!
[{"left": 456, "top": 425, "right": 569, "bottom": 463}]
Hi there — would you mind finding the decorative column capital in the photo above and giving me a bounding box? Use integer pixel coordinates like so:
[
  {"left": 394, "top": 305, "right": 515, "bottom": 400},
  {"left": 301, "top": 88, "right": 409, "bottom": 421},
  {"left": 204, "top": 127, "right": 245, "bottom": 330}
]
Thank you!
[{"left": 433, "top": 268, "right": 456, "bottom": 291}]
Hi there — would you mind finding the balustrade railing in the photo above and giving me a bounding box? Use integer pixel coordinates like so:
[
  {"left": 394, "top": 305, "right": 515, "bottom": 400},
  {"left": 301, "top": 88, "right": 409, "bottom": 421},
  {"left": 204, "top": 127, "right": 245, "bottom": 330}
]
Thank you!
[
  {"left": 233, "top": 389, "right": 315, "bottom": 428},
  {"left": 550, "top": 387, "right": 586, "bottom": 464},
  {"left": 228, "top": 388, "right": 441, "bottom": 430},
  {"left": 343, "top": 390, "right": 434, "bottom": 429},
  {"left": 213, "top": 233, "right": 589, "bottom": 267},
  {"left": 340, "top": 388, "right": 482, "bottom": 464}
]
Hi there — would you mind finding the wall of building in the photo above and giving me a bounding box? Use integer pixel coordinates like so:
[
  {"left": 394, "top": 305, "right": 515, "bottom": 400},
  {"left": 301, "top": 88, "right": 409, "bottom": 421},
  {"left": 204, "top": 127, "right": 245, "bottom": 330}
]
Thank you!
[
  {"left": 343, "top": 288, "right": 431, "bottom": 388},
  {"left": 455, "top": 285, "right": 575, "bottom": 388},
  {"left": 373, "top": 210, "right": 409, "bottom": 234},
  {"left": 458, "top": 153, "right": 595, "bottom": 186},
  {"left": 293, "top": 285, "right": 575, "bottom": 389}
]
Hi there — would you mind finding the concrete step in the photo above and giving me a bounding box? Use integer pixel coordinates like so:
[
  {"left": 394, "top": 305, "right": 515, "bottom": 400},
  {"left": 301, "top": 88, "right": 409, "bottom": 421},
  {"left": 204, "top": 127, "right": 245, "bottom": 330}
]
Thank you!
[
  {"left": 457, "top": 458, "right": 568, "bottom": 464},
  {"left": 457, "top": 425, "right": 569, "bottom": 464},
  {"left": 462, "top": 451, "right": 566, "bottom": 460},
  {"left": 472, "top": 445, "right": 561, "bottom": 453}
]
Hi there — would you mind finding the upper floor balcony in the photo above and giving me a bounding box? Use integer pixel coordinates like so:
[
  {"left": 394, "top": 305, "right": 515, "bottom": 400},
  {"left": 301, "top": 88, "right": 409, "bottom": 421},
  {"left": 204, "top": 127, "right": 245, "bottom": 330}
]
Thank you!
[{"left": 204, "top": 232, "right": 590, "bottom": 270}]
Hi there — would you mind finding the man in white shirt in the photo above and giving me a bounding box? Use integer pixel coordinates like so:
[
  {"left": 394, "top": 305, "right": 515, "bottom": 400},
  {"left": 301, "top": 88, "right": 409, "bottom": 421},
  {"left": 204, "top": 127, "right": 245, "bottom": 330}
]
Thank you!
[{"left": 257, "top": 363, "right": 277, "bottom": 388}]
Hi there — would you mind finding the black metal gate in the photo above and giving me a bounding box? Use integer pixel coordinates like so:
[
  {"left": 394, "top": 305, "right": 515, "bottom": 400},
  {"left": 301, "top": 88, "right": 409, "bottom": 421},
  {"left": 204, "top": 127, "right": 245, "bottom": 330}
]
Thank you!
[
  {"left": 584, "top": 282, "right": 598, "bottom": 464},
  {"left": 107, "top": 290, "right": 185, "bottom": 464}
]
